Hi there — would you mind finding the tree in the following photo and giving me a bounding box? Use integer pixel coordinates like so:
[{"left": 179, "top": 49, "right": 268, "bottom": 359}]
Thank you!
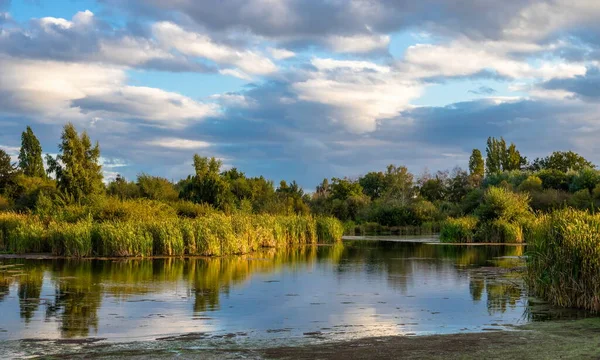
[
  {"left": 382, "top": 165, "right": 414, "bottom": 205},
  {"left": 485, "top": 137, "right": 504, "bottom": 174},
  {"left": 137, "top": 174, "right": 179, "bottom": 202},
  {"left": 468, "top": 149, "right": 485, "bottom": 178},
  {"left": 107, "top": 174, "right": 140, "bottom": 199},
  {"left": 531, "top": 151, "right": 594, "bottom": 172},
  {"left": 180, "top": 155, "right": 231, "bottom": 209},
  {"left": 329, "top": 178, "right": 363, "bottom": 201},
  {"left": 18, "top": 126, "right": 46, "bottom": 178},
  {"left": 46, "top": 123, "right": 103, "bottom": 202},
  {"left": 504, "top": 143, "right": 526, "bottom": 171},
  {"left": 359, "top": 172, "right": 386, "bottom": 200},
  {"left": 0, "top": 149, "right": 16, "bottom": 194}
]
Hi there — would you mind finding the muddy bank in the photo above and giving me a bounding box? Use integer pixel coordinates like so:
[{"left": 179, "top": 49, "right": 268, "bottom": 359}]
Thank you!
[{"left": 260, "top": 318, "right": 600, "bottom": 360}]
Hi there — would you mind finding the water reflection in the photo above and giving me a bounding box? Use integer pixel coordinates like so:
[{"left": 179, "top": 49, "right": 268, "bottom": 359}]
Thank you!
[{"left": 0, "top": 242, "right": 587, "bottom": 343}]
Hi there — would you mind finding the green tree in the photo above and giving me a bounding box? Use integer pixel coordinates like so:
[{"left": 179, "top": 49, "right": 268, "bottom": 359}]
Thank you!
[
  {"left": 485, "top": 137, "right": 504, "bottom": 174},
  {"left": 504, "top": 143, "right": 526, "bottom": 171},
  {"left": 107, "top": 174, "right": 140, "bottom": 200},
  {"left": 383, "top": 165, "right": 414, "bottom": 205},
  {"left": 468, "top": 149, "right": 485, "bottom": 178},
  {"left": 359, "top": 172, "right": 386, "bottom": 200},
  {"left": 18, "top": 126, "right": 46, "bottom": 178},
  {"left": 330, "top": 178, "right": 362, "bottom": 201},
  {"left": 180, "top": 155, "right": 231, "bottom": 209},
  {"left": 137, "top": 174, "right": 179, "bottom": 202},
  {"left": 0, "top": 149, "right": 16, "bottom": 194},
  {"left": 531, "top": 151, "right": 594, "bottom": 172},
  {"left": 46, "top": 123, "right": 103, "bottom": 202}
]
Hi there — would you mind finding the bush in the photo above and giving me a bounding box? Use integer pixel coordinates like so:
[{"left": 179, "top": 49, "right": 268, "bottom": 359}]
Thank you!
[
  {"left": 7, "top": 218, "right": 47, "bottom": 253},
  {"left": 527, "top": 209, "right": 600, "bottom": 311},
  {"left": 518, "top": 176, "right": 543, "bottom": 193},
  {"left": 476, "top": 187, "right": 532, "bottom": 223},
  {"left": 440, "top": 216, "right": 478, "bottom": 243},
  {"left": 173, "top": 201, "right": 215, "bottom": 218}
]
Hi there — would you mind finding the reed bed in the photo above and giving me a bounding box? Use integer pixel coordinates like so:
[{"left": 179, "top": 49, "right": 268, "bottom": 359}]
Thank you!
[
  {"left": 440, "top": 216, "right": 478, "bottom": 243},
  {"left": 0, "top": 212, "right": 343, "bottom": 257},
  {"left": 527, "top": 208, "right": 600, "bottom": 311}
]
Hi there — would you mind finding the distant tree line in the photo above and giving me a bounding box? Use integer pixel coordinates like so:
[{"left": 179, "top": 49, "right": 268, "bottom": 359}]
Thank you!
[{"left": 1, "top": 126, "right": 599, "bottom": 229}]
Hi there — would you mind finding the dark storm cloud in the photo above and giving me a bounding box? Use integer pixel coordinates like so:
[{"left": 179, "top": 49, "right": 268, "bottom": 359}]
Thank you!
[{"left": 542, "top": 67, "right": 600, "bottom": 101}]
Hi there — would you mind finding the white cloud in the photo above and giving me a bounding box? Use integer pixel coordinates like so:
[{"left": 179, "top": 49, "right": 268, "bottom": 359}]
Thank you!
[
  {"left": 219, "top": 68, "right": 253, "bottom": 80},
  {"left": 325, "top": 33, "right": 390, "bottom": 53},
  {"left": 0, "top": 57, "right": 219, "bottom": 126},
  {"left": 268, "top": 47, "right": 296, "bottom": 60},
  {"left": 293, "top": 58, "right": 422, "bottom": 133},
  {"left": 153, "top": 22, "right": 277, "bottom": 75},
  {"left": 147, "top": 138, "right": 212, "bottom": 150},
  {"left": 400, "top": 41, "right": 586, "bottom": 80}
]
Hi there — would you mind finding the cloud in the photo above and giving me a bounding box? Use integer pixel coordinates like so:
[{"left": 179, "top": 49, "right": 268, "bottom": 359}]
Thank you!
[
  {"left": 542, "top": 67, "right": 600, "bottom": 101},
  {"left": 324, "top": 34, "right": 390, "bottom": 53},
  {"left": 147, "top": 138, "right": 211, "bottom": 150},
  {"left": 469, "top": 86, "right": 497, "bottom": 95},
  {"left": 0, "top": 57, "right": 218, "bottom": 127},
  {"left": 152, "top": 21, "right": 277, "bottom": 76},
  {"left": 268, "top": 47, "right": 295, "bottom": 60}
]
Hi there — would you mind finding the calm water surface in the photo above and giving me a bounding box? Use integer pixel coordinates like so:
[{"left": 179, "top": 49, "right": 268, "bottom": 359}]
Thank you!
[{"left": 0, "top": 240, "right": 590, "bottom": 357}]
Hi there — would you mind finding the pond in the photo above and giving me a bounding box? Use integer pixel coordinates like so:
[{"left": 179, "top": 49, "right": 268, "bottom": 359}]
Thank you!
[{"left": 0, "top": 240, "right": 591, "bottom": 357}]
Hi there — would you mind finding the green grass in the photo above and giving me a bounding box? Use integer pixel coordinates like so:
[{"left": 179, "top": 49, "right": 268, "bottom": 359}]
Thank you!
[
  {"left": 0, "top": 212, "right": 344, "bottom": 257},
  {"left": 440, "top": 216, "right": 478, "bottom": 243},
  {"left": 527, "top": 208, "right": 600, "bottom": 311}
]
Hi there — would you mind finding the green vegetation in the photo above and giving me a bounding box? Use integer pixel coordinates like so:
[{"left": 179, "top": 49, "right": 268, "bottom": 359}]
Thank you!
[
  {"left": 440, "top": 216, "right": 477, "bottom": 243},
  {"left": 527, "top": 208, "right": 600, "bottom": 311}
]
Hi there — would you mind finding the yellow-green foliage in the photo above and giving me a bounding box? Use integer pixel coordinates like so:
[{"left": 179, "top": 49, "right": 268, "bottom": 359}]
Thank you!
[
  {"left": 49, "top": 221, "right": 93, "bottom": 257},
  {"left": 0, "top": 211, "right": 343, "bottom": 257},
  {"left": 440, "top": 216, "right": 478, "bottom": 243},
  {"left": 7, "top": 218, "right": 47, "bottom": 253},
  {"left": 475, "top": 219, "right": 523, "bottom": 243},
  {"left": 316, "top": 217, "right": 344, "bottom": 243},
  {"left": 528, "top": 208, "right": 600, "bottom": 311},
  {"left": 92, "top": 222, "right": 153, "bottom": 257},
  {"left": 147, "top": 221, "right": 185, "bottom": 256},
  {"left": 0, "top": 212, "right": 26, "bottom": 251}
]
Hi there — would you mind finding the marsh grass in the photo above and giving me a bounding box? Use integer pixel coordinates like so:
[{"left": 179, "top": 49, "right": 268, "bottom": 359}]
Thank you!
[
  {"left": 527, "top": 208, "right": 600, "bottom": 311},
  {"left": 0, "top": 212, "right": 343, "bottom": 257},
  {"left": 440, "top": 216, "right": 478, "bottom": 243}
]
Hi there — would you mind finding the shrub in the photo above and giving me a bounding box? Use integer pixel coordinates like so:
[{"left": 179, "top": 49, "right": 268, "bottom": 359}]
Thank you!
[
  {"left": 440, "top": 216, "right": 478, "bottom": 243},
  {"left": 527, "top": 209, "right": 600, "bottom": 311},
  {"left": 476, "top": 187, "right": 532, "bottom": 223},
  {"left": 173, "top": 201, "right": 215, "bottom": 218},
  {"left": 518, "top": 176, "right": 543, "bottom": 193}
]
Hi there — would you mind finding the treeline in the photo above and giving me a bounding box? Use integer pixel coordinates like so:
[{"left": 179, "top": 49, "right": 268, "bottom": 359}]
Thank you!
[{"left": 1, "top": 125, "right": 599, "bottom": 233}]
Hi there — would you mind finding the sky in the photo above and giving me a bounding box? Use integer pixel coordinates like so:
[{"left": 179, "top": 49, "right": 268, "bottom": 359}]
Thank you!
[{"left": 1, "top": 0, "right": 600, "bottom": 189}]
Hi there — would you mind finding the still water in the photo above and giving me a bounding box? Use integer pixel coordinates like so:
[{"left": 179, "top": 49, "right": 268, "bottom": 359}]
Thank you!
[{"left": 0, "top": 240, "right": 589, "bottom": 357}]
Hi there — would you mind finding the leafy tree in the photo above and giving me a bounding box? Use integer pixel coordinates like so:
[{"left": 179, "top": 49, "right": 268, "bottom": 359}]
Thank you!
[
  {"left": 504, "top": 143, "right": 526, "bottom": 171},
  {"left": 419, "top": 176, "right": 447, "bottom": 202},
  {"left": 329, "top": 178, "right": 362, "bottom": 201},
  {"left": 383, "top": 165, "right": 414, "bottom": 205},
  {"left": 468, "top": 149, "right": 485, "bottom": 178},
  {"left": 359, "top": 172, "right": 386, "bottom": 200},
  {"left": 18, "top": 126, "right": 46, "bottom": 178},
  {"left": 518, "top": 176, "right": 543, "bottom": 193},
  {"left": 107, "top": 174, "right": 140, "bottom": 200},
  {"left": 0, "top": 149, "right": 16, "bottom": 194},
  {"left": 180, "top": 155, "right": 231, "bottom": 209},
  {"left": 46, "top": 123, "right": 103, "bottom": 202},
  {"left": 137, "top": 174, "right": 179, "bottom": 202},
  {"left": 531, "top": 151, "right": 594, "bottom": 172},
  {"left": 485, "top": 137, "right": 505, "bottom": 174}
]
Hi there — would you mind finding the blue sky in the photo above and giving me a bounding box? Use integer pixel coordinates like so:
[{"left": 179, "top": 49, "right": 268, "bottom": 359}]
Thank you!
[{"left": 1, "top": 0, "right": 600, "bottom": 189}]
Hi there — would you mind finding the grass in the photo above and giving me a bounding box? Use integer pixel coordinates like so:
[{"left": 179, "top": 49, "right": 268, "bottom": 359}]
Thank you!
[
  {"left": 440, "top": 216, "right": 478, "bottom": 243},
  {"left": 0, "top": 212, "right": 344, "bottom": 257},
  {"left": 527, "top": 208, "right": 600, "bottom": 311}
]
